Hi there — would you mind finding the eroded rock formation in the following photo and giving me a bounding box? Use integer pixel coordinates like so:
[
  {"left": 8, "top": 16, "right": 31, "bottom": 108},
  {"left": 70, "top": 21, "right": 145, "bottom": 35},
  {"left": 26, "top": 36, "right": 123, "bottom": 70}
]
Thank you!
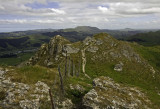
[{"left": 83, "top": 76, "right": 152, "bottom": 109}]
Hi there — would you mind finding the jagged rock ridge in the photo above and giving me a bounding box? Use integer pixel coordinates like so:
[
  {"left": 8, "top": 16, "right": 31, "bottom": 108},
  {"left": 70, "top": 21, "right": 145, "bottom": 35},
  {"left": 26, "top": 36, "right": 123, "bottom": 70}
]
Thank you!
[
  {"left": 24, "top": 33, "right": 159, "bottom": 108},
  {"left": 28, "top": 33, "right": 156, "bottom": 77}
]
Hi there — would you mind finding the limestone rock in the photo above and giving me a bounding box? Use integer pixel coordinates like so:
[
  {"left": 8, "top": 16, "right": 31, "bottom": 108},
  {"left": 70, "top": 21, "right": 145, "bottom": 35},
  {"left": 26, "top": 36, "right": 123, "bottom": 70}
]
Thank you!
[
  {"left": 63, "top": 44, "right": 79, "bottom": 54},
  {"left": 83, "top": 76, "right": 152, "bottom": 109},
  {"left": 83, "top": 37, "right": 96, "bottom": 46},
  {"left": 114, "top": 62, "right": 123, "bottom": 72},
  {"left": 0, "top": 68, "right": 74, "bottom": 109},
  {"left": 0, "top": 70, "right": 5, "bottom": 77},
  {"left": 19, "top": 99, "right": 39, "bottom": 109},
  {"left": 69, "top": 84, "right": 85, "bottom": 93},
  {"left": 96, "top": 39, "right": 103, "bottom": 45},
  {"left": 60, "top": 99, "right": 74, "bottom": 109},
  {"left": 87, "top": 46, "right": 99, "bottom": 53},
  {"left": 47, "top": 62, "right": 53, "bottom": 67},
  {"left": 0, "top": 71, "right": 50, "bottom": 109}
]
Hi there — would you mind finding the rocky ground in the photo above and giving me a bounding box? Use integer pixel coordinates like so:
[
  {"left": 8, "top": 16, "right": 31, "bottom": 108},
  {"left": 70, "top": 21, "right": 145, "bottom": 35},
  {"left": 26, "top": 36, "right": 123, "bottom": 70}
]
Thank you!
[
  {"left": 0, "top": 68, "right": 73, "bottom": 109},
  {"left": 0, "top": 67, "right": 154, "bottom": 109},
  {"left": 83, "top": 76, "right": 152, "bottom": 109},
  {"left": 0, "top": 33, "right": 160, "bottom": 108}
]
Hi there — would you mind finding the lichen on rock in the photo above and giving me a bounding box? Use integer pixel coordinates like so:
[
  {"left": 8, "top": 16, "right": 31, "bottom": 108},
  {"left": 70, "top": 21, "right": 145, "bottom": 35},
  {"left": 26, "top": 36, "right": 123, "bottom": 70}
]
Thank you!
[
  {"left": 83, "top": 76, "right": 152, "bottom": 109},
  {"left": 114, "top": 62, "right": 124, "bottom": 72}
]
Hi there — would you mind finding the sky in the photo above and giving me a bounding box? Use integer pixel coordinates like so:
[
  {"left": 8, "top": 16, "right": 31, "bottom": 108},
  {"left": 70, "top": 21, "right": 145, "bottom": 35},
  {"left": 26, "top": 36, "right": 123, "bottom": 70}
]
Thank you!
[{"left": 0, "top": 0, "right": 160, "bottom": 32}]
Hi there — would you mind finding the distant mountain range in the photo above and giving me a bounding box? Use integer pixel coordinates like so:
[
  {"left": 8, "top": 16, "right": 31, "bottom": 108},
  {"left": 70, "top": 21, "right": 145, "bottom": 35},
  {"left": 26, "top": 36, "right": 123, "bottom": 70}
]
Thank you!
[{"left": 0, "top": 26, "right": 159, "bottom": 53}]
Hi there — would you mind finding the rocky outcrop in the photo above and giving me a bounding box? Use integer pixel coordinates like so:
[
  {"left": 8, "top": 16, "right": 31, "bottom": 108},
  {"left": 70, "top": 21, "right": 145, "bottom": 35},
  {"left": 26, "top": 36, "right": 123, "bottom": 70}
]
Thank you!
[
  {"left": 0, "top": 71, "right": 50, "bottom": 109},
  {"left": 0, "top": 68, "right": 74, "bottom": 109},
  {"left": 69, "top": 84, "right": 85, "bottom": 93},
  {"left": 27, "top": 33, "right": 153, "bottom": 73},
  {"left": 83, "top": 76, "right": 152, "bottom": 109},
  {"left": 27, "top": 35, "right": 81, "bottom": 67},
  {"left": 114, "top": 62, "right": 124, "bottom": 72},
  {"left": 27, "top": 35, "right": 70, "bottom": 66},
  {"left": 63, "top": 44, "right": 80, "bottom": 54},
  {"left": 86, "top": 46, "right": 99, "bottom": 53},
  {"left": 27, "top": 33, "right": 157, "bottom": 82}
]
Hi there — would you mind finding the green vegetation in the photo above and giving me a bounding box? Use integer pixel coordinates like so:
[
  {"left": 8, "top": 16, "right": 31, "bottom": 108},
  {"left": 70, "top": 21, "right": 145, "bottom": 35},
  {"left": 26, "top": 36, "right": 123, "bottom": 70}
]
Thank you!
[
  {"left": 0, "top": 34, "right": 50, "bottom": 52},
  {"left": 0, "top": 26, "right": 157, "bottom": 53},
  {"left": 126, "top": 31, "right": 160, "bottom": 46},
  {"left": 6, "top": 66, "right": 57, "bottom": 85},
  {"left": 0, "top": 90, "right": 6, "bottom": 100},
  {"left": 1, "top": 32, "right": 160, "bottom": 108},
  {"left": 132, "top": 44, "right": 160, "bottom": 71},
  {"left": 0, "top": 52, "right": 35, "bottom": 66}
]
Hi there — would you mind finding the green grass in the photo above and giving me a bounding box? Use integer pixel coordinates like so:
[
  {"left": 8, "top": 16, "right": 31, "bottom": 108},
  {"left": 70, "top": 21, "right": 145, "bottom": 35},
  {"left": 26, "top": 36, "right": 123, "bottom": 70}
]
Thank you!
[
  {"left": 7, "top": 66, "right": 57, "bottom": 85},
  {"left": 2, "top": 33, "right": 160, "bottom": 108},
  {"left": 0, "top": 52, "right": 35, "bottom": 66},
  {"left": 62, "top": 34, "right": 160, "bottom": 107},
  {"left": 84, "top": 61, "right": 160, "bottom": 107},
  {"left": 131, "top": 44, "right": 160, "bottom": 71},
  {"left": 126, "top": 31, "right": 160, "bottom": 46}
]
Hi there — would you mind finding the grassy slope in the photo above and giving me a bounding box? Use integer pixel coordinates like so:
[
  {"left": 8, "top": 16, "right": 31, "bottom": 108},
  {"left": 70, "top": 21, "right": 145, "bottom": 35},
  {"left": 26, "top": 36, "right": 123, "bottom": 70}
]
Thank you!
[
  {"left": 131, "top": 43, "right": 160, "bottom": 71},
  {"left": 2, "top": 33, "right": 160, "bottom": 108},
  {"left": 130, "top": 43, "right": 160, "bottom": 106},
  {"left": 0, "top": 34, "right": 50, "bottom": 51},
  {"left": 6, "top": 66, "right": 57, "bottom": 85},
  {"left": 126, "top": 31, "right": 160, "bottom": 46},
  {"left": 0, "top": 52, "right": 35, "bottom": 66},
  {"left": 64, "top": 34, "right": 160, "bottom": 107}
]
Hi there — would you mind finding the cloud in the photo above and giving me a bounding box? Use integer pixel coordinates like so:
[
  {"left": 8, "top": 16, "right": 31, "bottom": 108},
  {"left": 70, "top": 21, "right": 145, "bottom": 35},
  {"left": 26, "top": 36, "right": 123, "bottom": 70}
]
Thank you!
[
  {"left": 0, "top": 0, "right": 65, "bottom": 17},
  {"left": 50, "top": 8, "right": 66, "bottom": 15},
  {"left": 98, "top": 3, "right": 160, "bottom": 16},
  {"left": 0, "top": 19, "right": 27, "bottom": 24},
  {"left": 0, "top": 19, "right": 64, "bottom": 24},
  {"left": 0, "top": 0, "right": 160, "bottom": 31},
  {"left": 98, "top": 6, "right": 109, "bottom": 13}
]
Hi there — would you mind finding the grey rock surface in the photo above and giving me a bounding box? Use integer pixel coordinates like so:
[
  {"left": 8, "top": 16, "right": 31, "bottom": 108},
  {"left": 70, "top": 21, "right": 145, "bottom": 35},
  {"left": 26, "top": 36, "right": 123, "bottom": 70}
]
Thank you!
[
  {"left": 83, "top": 76, "right": 152, "bottom": 109},
  {"left": 114, "top": 63, "right": 123, "bottom": 72}
]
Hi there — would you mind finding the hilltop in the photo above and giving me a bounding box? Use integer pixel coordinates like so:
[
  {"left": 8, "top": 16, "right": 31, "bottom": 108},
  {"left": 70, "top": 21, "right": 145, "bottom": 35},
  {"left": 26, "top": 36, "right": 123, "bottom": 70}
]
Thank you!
[{"left": 0, "top": 33, "right": 159, "bottom": 108}]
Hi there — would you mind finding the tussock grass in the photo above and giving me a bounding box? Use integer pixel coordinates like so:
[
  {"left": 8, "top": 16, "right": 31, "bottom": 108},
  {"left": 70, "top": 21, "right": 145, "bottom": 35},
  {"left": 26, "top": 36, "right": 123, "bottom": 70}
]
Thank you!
[{"left": 6, "top": 65, "right": 57, "bottom": 85}]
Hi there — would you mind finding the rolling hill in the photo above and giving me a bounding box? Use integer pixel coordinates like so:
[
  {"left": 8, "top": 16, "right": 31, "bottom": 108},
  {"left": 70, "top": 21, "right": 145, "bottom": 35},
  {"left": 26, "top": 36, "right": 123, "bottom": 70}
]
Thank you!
[
  {"left": 0, "top": 26, "right": 158, "bottom": 52},
  {"left": 125, "top": 30, "right": 160, "bottom": 46}
]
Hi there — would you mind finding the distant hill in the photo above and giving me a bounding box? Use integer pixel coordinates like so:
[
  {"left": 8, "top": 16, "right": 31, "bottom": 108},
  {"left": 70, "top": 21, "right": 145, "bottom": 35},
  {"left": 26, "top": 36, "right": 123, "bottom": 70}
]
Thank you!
[
  {"left": 0, "top": 26, "right": 159, "bottom": 53},
  {"left": 0, "top": 29, "right": 57, "bottom": 38},
  {"left": 126, "top": 30, "right": 160, "bottom": 46},
  {"left": 63, "top": 26, "right": 101, "bottom": 33}
]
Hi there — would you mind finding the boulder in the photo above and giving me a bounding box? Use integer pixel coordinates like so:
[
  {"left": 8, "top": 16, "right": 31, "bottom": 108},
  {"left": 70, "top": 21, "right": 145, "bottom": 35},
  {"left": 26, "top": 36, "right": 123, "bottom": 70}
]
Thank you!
[
  {"left": 87, "top": 46, "right": 99, "bottom": 53},
  {"left": 83, "top": 76, "right": 152, "bottom": 109},
  {"left": 63, "top": 45, "right": 79, "bottom": 54},
  {"left": 114, "top": 62, "right": 123, "bottom": 72}
]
